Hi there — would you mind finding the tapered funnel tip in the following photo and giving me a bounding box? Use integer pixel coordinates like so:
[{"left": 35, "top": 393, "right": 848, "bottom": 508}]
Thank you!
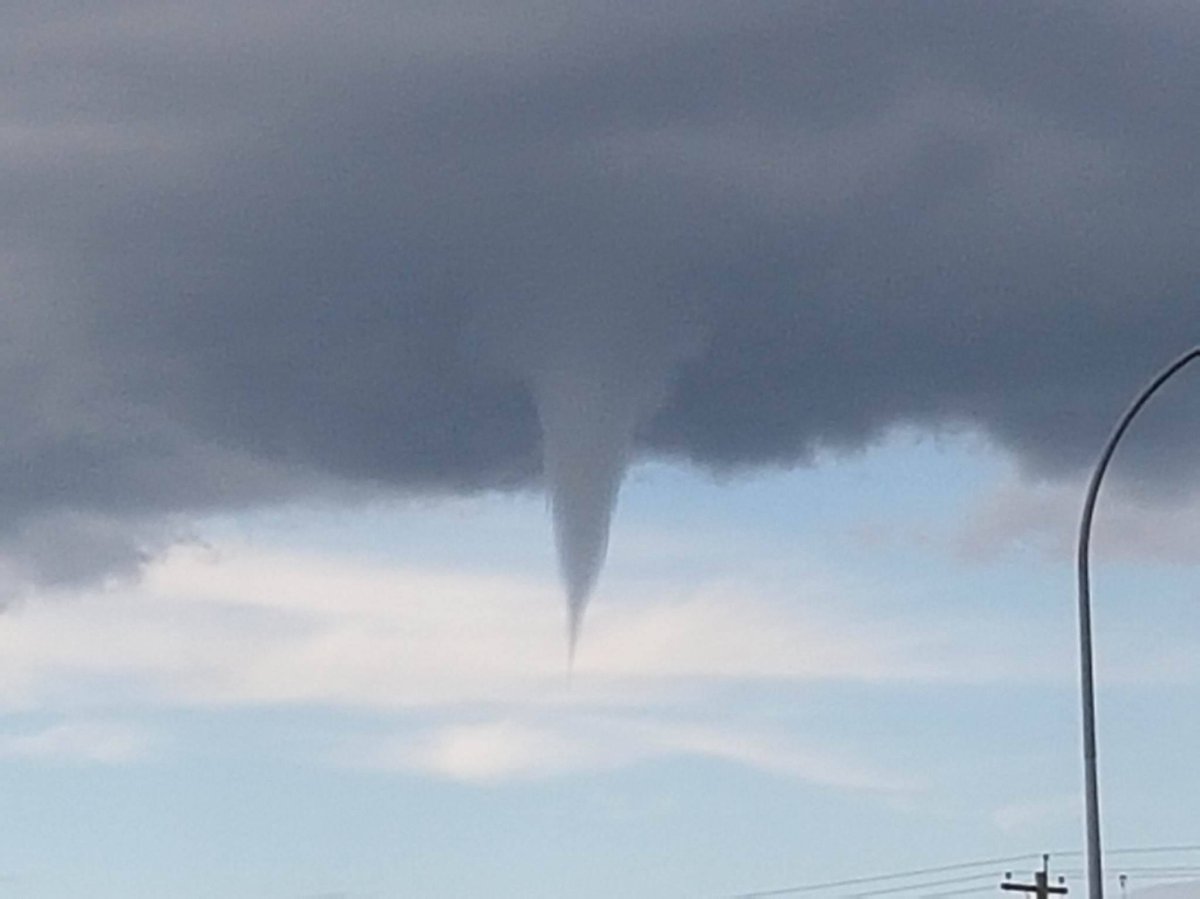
[{"left": 566, "top": 600, "right": 584, "bottom": 677}]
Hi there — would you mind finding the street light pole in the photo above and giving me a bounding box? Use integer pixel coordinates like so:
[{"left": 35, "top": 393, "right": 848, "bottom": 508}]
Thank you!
[{"left": 1076, "top": 345, "right": 1200, "bottom": 899}]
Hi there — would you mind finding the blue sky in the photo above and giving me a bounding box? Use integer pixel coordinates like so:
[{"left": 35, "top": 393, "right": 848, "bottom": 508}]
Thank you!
[{"left": 1, "top": 430, "right": 1197, "bottom": 898}]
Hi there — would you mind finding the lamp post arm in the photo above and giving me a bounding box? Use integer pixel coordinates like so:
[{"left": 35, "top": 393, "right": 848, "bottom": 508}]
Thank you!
[{"left": 1077, "top": 346, "right": 1200, "bottom": 899}]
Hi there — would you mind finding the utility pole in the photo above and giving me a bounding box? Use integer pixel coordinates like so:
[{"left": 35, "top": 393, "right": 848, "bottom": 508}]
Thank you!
[{"left": 1002, "top": 855, "right": 1069, "bottom": 899}]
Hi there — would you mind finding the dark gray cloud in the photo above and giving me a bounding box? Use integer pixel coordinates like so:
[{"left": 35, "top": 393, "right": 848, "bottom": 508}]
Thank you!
[{"left": 4, "top": 1, "right": 1200, "bottom": 594}]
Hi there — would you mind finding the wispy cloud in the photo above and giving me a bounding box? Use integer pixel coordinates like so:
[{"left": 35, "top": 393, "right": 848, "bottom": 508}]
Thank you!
[
  {"left": 0, "top": 539, "right": 1041, "bottom": 785},
  {"left": 0, "top": 720, "right": 155, "bottom": 765},
  {"left": 2, "top": 538, "right": 1191, "bottom": 783},
  {"left": 0, "top": 542, "right": 1062, "bottom": 715},
  {"left": 342, "top": 716, "right": 911, "bottom": 791},
  {"left": 955, "top": 477, "right": 1200, "bottom": 566}
]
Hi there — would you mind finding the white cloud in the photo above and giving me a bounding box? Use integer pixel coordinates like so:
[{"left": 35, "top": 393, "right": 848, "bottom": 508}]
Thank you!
[
  {"left": 353, "top": 720, "right": 614, "bottom": 783},
  {"left": 344, "top": 715, "right": 911, "bottom": 791},
  {"left": 0, "top": 539, "right": 1022, "bottom": 784},
  {"left": 0, "top": 719, "right": 155, "bottom": 765},
  {"left": 955, "top": 477, "right": 1200, "bottom": 566},
  {"left": 0, "top": 540, "right": 1067, "bottom": 716},
  {"left": 2, "top": 535, "right": 1183, "bottom": 782}
]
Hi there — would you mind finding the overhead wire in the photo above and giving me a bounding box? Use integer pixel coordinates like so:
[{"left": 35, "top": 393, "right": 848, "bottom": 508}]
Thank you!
[
  {"left": 1050, "top": 845, "right": 1200, "bottom": 859},
  {"left": 728, "top": 844, "right": 1200, "bottom": 899},
  {"left": 729, "top": 855, "right": 1039, "bottom": 899},
  {"left": 850, "top": 872, "right": 1006, "bottom": 898},
  {"left": 1058, "top": 867, "right": 1200, "bottom": 875}
]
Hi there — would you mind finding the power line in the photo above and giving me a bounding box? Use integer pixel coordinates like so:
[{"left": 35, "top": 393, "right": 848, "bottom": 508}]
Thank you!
[
  {"left": 851, "top": 872, "right": 1006, "bottom": 898},
  {"left": 1050, "top": 846, "right": 1200, "bottom": 859},
  {"left": 729, "top": 845, "right": 1200, "bottom": 899},
  {"left": 1107, "top": 872, "right": 1200, "bottom": 879},
  {"left": 1059, "top": 868, "right": 1200, "bottom": 875},
  {"left": 729, "top": 856, "right": 1040, "bottom": 899},
  {"left": 1118, "top": 869, "right": 1200, "bottom": 874}
]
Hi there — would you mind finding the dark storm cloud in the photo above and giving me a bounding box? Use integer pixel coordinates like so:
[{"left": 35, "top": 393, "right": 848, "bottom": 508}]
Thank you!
[{"left": 3, "top": 1, "right": 1200, "bottom": 591}]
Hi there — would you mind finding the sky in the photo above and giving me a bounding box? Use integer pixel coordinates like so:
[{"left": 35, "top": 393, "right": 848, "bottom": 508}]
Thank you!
[{"left": 2, "top": 2, "right": 1200, "bottom": 897}]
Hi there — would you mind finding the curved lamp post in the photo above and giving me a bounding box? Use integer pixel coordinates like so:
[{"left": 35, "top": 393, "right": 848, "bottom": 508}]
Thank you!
[{"left": 1077, "top": 346, "right": 1200, "bottom": 899}]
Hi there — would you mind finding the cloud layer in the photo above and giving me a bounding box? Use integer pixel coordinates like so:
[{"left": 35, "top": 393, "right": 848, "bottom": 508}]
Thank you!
[
  {"left": 0, "top": 540, "right": 978, "bottom": 784},
  {"left": 4, "top": 2, "right": 1200, "bottom": 590},
  {"left": 0, "top": 542, "right": 1024, "bottom": 713}
]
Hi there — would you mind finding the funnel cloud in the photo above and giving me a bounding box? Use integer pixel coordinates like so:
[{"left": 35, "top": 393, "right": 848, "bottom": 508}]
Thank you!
[
  {"left": 505, "top": 296, "right": 698, "bottom": 648},
  {"left": 538, "top": 369, "right": 631, "bottom": 655},
  {"left": 534, "top": 352, "right": 678, "bottom": 652},
  {"left": 1, "top": 2, "right": 1200, "bottom": 615}
]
